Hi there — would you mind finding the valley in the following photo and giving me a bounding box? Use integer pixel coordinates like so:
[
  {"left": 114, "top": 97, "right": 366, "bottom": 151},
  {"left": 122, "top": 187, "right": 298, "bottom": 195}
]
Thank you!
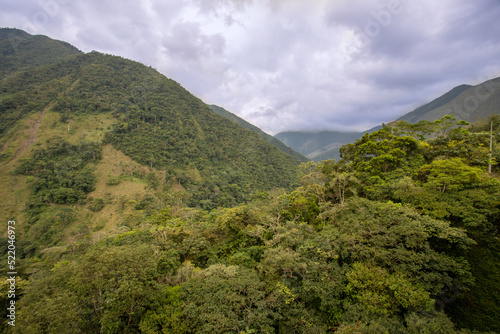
[{"left": 0, "top": 28, "right": 499, "bottom": 334}]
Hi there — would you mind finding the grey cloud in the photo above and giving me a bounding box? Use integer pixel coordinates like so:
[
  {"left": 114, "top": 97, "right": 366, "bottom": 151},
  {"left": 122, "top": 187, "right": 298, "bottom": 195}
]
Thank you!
[
  {"left": 247, "top": 106, "right": 279, "bottom": 119},
  {"left": 313, "top": 0, "right": 500, "bottom": 131},
  {"left": 2, "top": 0, "right": 500, "bottom": 134},
  {"left": 441, "top": 0, "right": 500, "bottom": 43},
  {"left": 324, "top": 0, "right": 374, "bottom": 27},
  {"left": 193, "top": 0, "right": 251, "bottom": 15},
  {"left": 162, "top": 22, "right": 225, "bottom": 60}
]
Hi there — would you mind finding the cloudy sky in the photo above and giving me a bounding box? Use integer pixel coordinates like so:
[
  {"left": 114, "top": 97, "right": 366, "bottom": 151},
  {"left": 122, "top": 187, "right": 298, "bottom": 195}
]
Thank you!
[{"left": 2, "top": 0, "right": 500, "bottom": 134}]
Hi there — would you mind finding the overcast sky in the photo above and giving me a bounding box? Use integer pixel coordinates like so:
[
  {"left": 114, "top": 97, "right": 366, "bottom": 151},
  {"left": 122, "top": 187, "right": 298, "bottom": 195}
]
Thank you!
[{"left": 2, "top": 0, "right": 500, "bottom": 134}]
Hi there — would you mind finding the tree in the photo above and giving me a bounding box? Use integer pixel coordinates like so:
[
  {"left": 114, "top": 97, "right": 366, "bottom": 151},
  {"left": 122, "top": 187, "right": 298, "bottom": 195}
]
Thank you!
[
  {"left": 319, "top": 198, "right": 474, "bottom": 298},
  {"left": 15, "top": 243, "right": 159, "bottom": 334},
  {"left": 417, "top": 158, "right": 484, "bottom": 193},
  {"left": 179, "top": 264, "right": 275, "bottom": 334},
  {"left": 345, "top": 262, "right": 434, "bottom": 316}
]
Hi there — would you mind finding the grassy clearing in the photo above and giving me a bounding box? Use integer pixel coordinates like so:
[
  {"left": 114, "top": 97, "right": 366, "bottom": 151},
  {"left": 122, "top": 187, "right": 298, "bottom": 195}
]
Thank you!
[
  {"left": 0, "top": 108, "right": 173, "bottom": 245},
  {"left": 85, "top": 144, "right": 166, "bottom": 232},
  {"left": 0, "top": 109, "right": 117, "bottom": 237}
]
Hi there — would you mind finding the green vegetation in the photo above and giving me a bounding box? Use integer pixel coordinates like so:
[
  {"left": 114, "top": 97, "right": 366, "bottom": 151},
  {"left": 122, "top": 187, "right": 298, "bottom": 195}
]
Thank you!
[
  {"left": 2, "top": 115, "right": 499, "bottom": 333},
  {"left": 0, "top": 41, "right": 302, "bottom": 209},
  {"left": 209, "top": 104, "right": 308, "bottom": 162},
  {"left": 13, "top": 139, "right": 101, "bottom": 250},
  {"left": 0, "top": 29, "right": 499, "bottom": 333},
  {"left": 102, "top": 70, "right": 302, "bottom": 208},
  {"left": 0, "top": 28, "right": 81, "bottom": 78}
]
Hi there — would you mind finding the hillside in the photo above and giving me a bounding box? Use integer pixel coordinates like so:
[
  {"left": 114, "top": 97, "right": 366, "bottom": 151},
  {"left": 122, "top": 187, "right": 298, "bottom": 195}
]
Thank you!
[
  {"left": 209, "top": 104, "right": 307, "bottom": 162},
  {"left": 0, "top": 28, "right": 81, "bottom": 78},
  {"left": 0, "top": 28, "right": 304, "bottom": 230},
  {"left": 398, "top": 79, "right": 500, "bottom": 123},
  {"left": 3, "top": 112, "right": 499, "bottom": 333},
  {"left": 397, "top": 84, "right": 472, "bottom": 123}
]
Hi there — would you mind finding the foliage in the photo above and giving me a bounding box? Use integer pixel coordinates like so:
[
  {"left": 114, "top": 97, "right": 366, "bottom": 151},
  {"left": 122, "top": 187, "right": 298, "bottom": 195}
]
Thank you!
[
  {"left": 16, "top": 139, "right": 101, "bottom": 228},
  {"left": 345, "top": 262, "right": 434, "bottom": 315},
  {"left": 88, "top": 197, "right": 105, "bottom": 212},
  {"left": 0, "top": 28, "right": 81, "bottom": 78},
  {"left": 416, "top": 158, "right": 484, "bottom": 192},
  {"left": 323, "top": 198, "right": 474, "bottom": 296},
  {"left": 2, "top": 29, "right": 500, "bottom": 333},
  {"left": 180, "top": 264, "right": 275, "bottom": 334},
  {"left": 1, "top": 46, "right": 302, "bottom": 208},
  {"left": 13, "top": 243, "right": 159, "bottom": 334}
]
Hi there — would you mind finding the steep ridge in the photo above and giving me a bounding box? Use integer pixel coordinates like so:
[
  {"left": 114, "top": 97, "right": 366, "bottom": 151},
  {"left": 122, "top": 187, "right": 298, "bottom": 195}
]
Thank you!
[
  {"left": 397, "top": 84, "right": 472, "bottom": 123},
  {"left": 209, "top": 104, "right": 307, "bottom": 162},
  {"left": 0, "top": 28, "right": 82, "bottom": 78},
  {"left": 398, "top": 78, "right": 500, "bottom": 123}
]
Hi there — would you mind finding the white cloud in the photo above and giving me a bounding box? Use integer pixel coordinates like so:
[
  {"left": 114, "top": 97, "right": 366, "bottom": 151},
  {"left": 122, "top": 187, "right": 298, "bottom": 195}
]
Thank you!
[{"left": 1, "top": 0, "right": 500, "bottom": 134}]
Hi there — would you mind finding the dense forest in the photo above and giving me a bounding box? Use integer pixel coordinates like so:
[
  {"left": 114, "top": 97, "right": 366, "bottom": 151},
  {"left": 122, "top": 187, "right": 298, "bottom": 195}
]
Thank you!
[
  {"left": 2, "top": 115, "right": 500, "bottom": 333},
  {"left": 1, "top": 29, "right": 499, "bottom": 333}
]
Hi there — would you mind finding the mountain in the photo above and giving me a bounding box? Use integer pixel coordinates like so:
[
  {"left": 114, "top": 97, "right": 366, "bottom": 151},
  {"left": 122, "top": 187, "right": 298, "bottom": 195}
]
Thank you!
[
  {"left": 0, "top": 27, "right": 304, "bottom": 230},
  {"left": 275, "top": 131, "right": 363, "bottom": 161},
  {"left": 209, "top": 104, "right": 308, "bottom": 162},
  {"left": 397, "top": 78, "right": 500, "bottom": 123},
  {"left": 276, "top": 77, "right": 500, "bottom": 162},
  {"left": 396, "top": 84, "right": 472, "bottom": 123},
  {"left": 1, "top": 28, "right": 499, "bottom": 334},
  {"left": 0, "top": 28, "right": 81, "bottom": 78}
]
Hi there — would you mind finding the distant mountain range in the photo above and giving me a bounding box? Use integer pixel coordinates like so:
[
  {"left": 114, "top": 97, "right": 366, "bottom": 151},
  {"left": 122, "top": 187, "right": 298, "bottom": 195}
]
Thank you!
[
  {"left": 274, "top": 131, "right": 362, "bottom": 161},
  {"left": 276, "top": 77, "right": 500, "bottom": 161}
]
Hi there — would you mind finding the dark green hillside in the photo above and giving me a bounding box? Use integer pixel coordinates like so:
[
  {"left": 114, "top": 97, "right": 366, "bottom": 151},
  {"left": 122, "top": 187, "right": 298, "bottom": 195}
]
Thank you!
[
  {"left": 0, "top": 48, "right": 302, "bottom": 208},
  {"left": 397, "top": 78, "right": 500, "bottom": 123},
  {"left": 397, "top": 84, "right": 472, "bottom": 123},
  {"left": 209, "top": 104, "right": 308, "bottom": 161},
  {"left": 0, "top": 28, "right": 81, "bottom": 78}
]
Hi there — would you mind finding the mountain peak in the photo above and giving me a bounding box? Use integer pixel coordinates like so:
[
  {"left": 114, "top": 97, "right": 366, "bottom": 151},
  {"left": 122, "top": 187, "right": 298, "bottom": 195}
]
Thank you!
[
  {"left": 0, "top": 27, "right": 82, "bottom": 78},
  {"left": 397, "top": 83, "right": 472, "bottom": 123}
]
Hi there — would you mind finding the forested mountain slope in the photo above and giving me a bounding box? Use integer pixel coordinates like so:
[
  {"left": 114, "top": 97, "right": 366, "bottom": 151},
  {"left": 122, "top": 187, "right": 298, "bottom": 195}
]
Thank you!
[
  {"left": 0, "top": 28, "right": 81, "bottom": 78},
  {"left": 397, "top": 84, "right": 472, "bottom": 123},
  {"left": 397, "top": 79, "right": 500, "bottom": 123},
  {"left": 0, "top": 29, "right": 303, "bottom": 212},
  {"left": 209, "top": 104, "right": 307, "bottom": 162}
]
